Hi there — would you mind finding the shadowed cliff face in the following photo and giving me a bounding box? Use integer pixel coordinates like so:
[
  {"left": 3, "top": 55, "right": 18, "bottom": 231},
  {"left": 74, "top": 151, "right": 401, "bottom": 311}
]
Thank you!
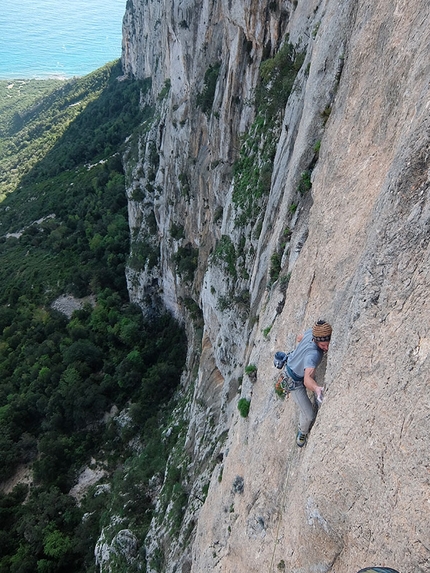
[{"left": 121, "top": 0, "right": 429, "bottom": 572}]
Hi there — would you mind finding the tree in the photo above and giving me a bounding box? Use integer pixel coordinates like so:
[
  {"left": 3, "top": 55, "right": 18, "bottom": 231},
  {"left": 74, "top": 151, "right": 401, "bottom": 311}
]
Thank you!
[{"left": 43, "top": 524, "right": 73, "bottom": 559}]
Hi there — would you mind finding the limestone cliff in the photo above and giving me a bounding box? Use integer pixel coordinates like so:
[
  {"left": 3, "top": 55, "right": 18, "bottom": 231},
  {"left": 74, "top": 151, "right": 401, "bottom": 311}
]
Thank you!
[{"left": 120, "top": 1, "right": 429, "bottom": 572}]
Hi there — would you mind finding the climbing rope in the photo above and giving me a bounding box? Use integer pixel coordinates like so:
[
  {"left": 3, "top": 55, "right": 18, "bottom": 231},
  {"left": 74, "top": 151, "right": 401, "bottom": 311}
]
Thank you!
[{"left": 268, "top": 443, "right": 300, "bottom": 573}]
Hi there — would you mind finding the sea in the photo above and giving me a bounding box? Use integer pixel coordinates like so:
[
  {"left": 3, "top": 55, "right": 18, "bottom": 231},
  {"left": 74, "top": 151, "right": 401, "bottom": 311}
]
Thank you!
[{"left": 0, "top": 0, "right": 126, "bottom": 80}]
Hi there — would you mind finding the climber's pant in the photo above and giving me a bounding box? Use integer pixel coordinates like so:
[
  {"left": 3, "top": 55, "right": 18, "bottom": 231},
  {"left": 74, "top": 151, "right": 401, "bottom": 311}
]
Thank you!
[{"left": 290, "top": 384, "right": 315, "bottom": 434}]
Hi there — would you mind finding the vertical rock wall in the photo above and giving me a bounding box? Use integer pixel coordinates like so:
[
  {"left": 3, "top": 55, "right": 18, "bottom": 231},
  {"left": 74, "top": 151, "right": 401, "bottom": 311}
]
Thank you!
[{"left": 121, "top": 0, "right": 430, "bottom": 572}]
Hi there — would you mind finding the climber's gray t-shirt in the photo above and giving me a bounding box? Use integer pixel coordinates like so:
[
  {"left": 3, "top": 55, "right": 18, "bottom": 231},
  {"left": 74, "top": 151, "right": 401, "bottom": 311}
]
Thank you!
[{"left": 287, "top": 329, "right": 323, "bottom": 379}]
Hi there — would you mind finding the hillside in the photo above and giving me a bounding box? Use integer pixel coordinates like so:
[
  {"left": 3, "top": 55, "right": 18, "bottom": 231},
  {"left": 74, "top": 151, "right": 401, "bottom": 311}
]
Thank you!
[
  {"left": 0, "top": 63, "right": 187, "bottom": 573},
  {"left": 117, "top": 0, "right": 430, "bottom": 572}
]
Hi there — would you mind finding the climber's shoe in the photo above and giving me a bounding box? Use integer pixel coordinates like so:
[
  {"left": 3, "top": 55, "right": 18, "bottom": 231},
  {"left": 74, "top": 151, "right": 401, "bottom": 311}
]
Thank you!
[{"left": 296, "top": 431, "right": 307, "bottom": 448}]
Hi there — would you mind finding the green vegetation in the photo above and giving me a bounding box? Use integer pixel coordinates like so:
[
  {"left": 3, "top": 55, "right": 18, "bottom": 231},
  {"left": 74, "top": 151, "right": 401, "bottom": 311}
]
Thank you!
[
  {"left": 0, "top": 66, "right": 151, "bottom": 202},
  {"left": 216, "top": 294, "right": 232, "bottom": 312},
  {"left": 0, "top": 78, "right": 62, "bottom": 135},
  {"left": 196, "top": 63, "right": 221, "bottom": 115},
  {"left": 205, "top": 42, "right": 305, "bottom": 308},
  {"left": 232, "top": 41, "right": 305, "bottom": 226},
  {"left": 183, "top": 297, "right": 204, "bottom": 329},
  {"left": 298, "top": 170, "right": 312, "bottom": 195},
  {"left": 128, "top": 236, "right": 160, "bottom": 271},
  {"left": 172, "top": 244, "right": 199, "bottom": 282},
  {"left": 211, "top": 235, "right": 237, "bottom": 279},
  {"left": 169, "top": 222, "right": 185, "bottom": 240},
  {"left": 279, "top": 272, "right": 292, "bottom": 294},
  {"left": 213, "top": 205, "right": 223, "bottom": 224},
  {"left": 158, "top": 78, "right": 171, "bottom": 100},
  {"left": 0, "top": 61, "right": 187, "bottom": 572},
  {"left": 263, "top": 325, "right": 272, "bottom": 338},
  {"left": 244, "top": 364, "right": 257, "bottom": 375},
  {"left": 321, "top": 104, "right": 332, "bottom": 124},
  {"left": 178, "top": 171, "right": 191, "bottom": 199},
  {"left": 245, "top": 363, "right": 257, "bottom": 383},
  {"left": 283, "top": 226, "right": 292, "bottom": 239},
  {"left": 216, "top": 289, "right": 251, "bottom": 316},
  {"left": 0, "top": 78, "right": 65, "bottom": 199},
  {"left": 237, "top": 398, "right": 251, "bottom": 418},
  {"left": 312, "top": 22, "right": 321, "bottom": 38},
  {"left": 269, "top": 251, "right": 282, "bottom": 285}
]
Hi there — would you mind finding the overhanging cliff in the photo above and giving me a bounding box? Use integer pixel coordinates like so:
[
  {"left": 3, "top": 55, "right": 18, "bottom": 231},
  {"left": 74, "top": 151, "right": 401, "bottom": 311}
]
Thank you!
[{"left": 120, "top": 1, "right": 430, "bottom": 572}]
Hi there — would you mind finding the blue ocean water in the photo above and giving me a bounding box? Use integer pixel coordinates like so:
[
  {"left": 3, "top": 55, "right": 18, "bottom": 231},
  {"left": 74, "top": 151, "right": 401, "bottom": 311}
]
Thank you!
[{"left": 0, "top": 0, "right": 125, "bottom": 79}]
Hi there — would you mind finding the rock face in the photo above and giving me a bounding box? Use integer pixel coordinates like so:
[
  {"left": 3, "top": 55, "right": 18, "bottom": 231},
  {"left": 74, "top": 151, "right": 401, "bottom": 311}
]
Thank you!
[{"left": 121, "top": 1, "right": 430, "bottom": 572}]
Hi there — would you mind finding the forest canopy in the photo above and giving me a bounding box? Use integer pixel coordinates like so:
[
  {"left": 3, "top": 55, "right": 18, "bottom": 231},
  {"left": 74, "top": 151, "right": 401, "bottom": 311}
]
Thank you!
[{"left": 0, "top": 61, "right": 186, "bottom": 573}]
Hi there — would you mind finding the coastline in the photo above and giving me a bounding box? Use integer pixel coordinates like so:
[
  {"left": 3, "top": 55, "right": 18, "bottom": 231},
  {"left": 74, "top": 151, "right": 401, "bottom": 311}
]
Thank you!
[
  {"left": 0, "top": 58, "right": 121, "bottom": 82},
  {"left": 0, "top": 67, "right": 109, "bottom": 82},
  {"left": 0, "top": 75, "right": 70, "bottom": 82}
]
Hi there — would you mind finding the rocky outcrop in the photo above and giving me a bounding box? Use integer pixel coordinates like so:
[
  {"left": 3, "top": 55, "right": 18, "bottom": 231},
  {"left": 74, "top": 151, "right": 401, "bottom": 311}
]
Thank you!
[{"left": 120, "top": 0, "right": 430, "bottom": 572}]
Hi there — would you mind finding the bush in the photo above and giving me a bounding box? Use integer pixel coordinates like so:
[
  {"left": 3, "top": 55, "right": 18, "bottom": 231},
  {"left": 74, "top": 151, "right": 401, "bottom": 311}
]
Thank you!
[
  {"left": 237, "top": 398, "right": 251, "bottom": 418},
  {"left": 263, "top": 326, "right": 272, "bottom": 338},
  {"left": 172, "top": 244, "right": 199, "bottom": 282},
  {"left": 196, "top": 63, "right": 221, "bottom": 114},
  {"left": 245, "top": 364, "right": 257, "bottom": 383},
  {"left": 269, "top": 251, "right": 282, "bottom": 283},
  {"left": 298, "top": 170, "right": 312, "bottom": 194},
  {"left": 211, "top": 235, "right": 237, "bottom": 278}
]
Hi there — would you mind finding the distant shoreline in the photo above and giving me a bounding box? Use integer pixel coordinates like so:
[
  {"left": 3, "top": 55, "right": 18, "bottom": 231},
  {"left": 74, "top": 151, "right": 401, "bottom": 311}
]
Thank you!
[
  {"left": 0, "top": 64, "right": 121, "bottom": 82},
  {"left": 0, "top": 59, "right": 121, "bottom": 82},
  {"left": 0, "top": 75, "right": 71, "bottom": 82}
]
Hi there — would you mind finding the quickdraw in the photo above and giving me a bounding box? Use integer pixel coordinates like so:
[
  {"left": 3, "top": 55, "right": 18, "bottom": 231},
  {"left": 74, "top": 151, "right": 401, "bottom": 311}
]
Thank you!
[{"left": 275, "top": 372, "right": 304, "bottom": 398}]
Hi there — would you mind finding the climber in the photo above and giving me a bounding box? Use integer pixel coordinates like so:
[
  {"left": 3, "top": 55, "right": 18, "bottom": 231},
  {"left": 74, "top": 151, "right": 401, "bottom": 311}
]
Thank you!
[{"left": 285, "top": 319, "right": 332, "bottom": 447}]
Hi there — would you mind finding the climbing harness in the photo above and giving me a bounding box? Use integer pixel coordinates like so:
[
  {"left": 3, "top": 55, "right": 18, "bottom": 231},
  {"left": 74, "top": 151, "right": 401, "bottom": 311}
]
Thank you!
[
  {"left": 273, "top": 350, "right": 304, "bottom": 398},
  {"left": 274, "top": 372, "right": 303, "bottom": 398}
]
